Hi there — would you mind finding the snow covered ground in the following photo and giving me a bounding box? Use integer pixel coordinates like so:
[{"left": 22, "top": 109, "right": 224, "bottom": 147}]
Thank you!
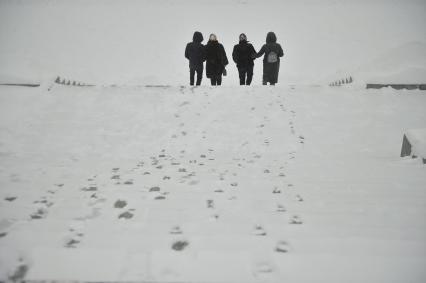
[
  {"left": 0, "top": 84, "right": 425, "bottom": 282},
  {"left": 1, "top": 0, "right": 426, "bottom": 282}
]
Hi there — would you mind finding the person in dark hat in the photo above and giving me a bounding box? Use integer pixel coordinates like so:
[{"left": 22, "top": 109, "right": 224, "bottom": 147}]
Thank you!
[
  {"left": 256, "top": 32, "right": 284, "bottom": 85},
  {"left": 185, "top": 31, "right": 206, "bottom": 86},
  {"left": 205, "top": 34, "right": 229, "bottom": 86},
  {"left": 232, "top": 33, "right": 257, "bottom": 85}
]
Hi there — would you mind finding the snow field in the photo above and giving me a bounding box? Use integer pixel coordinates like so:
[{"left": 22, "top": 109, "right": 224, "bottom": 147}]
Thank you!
[{"left": 0, "top": 84, "right": 425, "bottom": 282}]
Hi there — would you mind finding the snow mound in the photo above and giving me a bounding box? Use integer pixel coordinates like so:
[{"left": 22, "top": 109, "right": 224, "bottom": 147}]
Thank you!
[{"left": 405, "top": 128, "right": 426, "bottom": 160}]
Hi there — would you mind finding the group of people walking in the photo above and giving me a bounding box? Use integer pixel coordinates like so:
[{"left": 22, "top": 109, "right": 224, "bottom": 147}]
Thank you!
[{"left": 185, "top": 31, "right": 284, "bottom": 86}]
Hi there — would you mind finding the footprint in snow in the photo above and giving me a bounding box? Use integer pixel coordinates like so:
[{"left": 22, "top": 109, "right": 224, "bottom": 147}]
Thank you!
[
  {"left": 275, "top": 241, "right": 290, "bottom": 253},
  {"left": 252, "top": 225, "right": 267, "bottom": 236},
  {"left": 8, "top": 260, "right": 28, "bottom": 282},
  {"left": 81, "top": 185, "right": 97, "bottom": 192},
  {"left": 206, "top": 199, "right": 214, "bottom": 208},
  {"left": 296, "top": 195, "right": 304, "bottom": 202},
  {"left": 118, "top": 211, "right": 134, "bottom": 219},
  {"left": 149, "top": 186, "right": 161, "bottom": 192},
  {"left": 272, "top": 187, "right": 281, "bottom": 194},
  {"left": 254, "top": 262, "right": 274, "bottom": 274},
  {"left": 276, "top": 204, "right": 286, "bottom": 212},
  {"left": 114, "top": 200, "right": 127, "bottom": 208},
  {"left": 30, "top": 207, "right": 48, "bottom": 220},
  {"left": 290, "top": 215, "right": 303, "bottom": 225},
  {"left": 171, "top": 240, "right": 189, "bottom": 251},
  {"left": 170, "top": 226, "right": 182, "bottom": 235},
  {"left": 4, "top": 196, "right": 17, "bottom": 202}
]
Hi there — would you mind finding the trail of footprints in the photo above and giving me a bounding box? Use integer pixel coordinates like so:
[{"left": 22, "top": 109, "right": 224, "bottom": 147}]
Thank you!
[
  {"left": 0, "top": 89, "right": 307, "bottom": 278},
  {"left": 66, "top": 91, "right": 303, "bottom": 256}
]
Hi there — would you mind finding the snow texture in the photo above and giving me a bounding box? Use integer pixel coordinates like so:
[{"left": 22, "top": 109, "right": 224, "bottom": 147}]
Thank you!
[
  {"left": 0, "top": 84, "right": 425, "bottom": 282},
  {"left": 0, "top": 0, "right": 426, "bottom": 282}
]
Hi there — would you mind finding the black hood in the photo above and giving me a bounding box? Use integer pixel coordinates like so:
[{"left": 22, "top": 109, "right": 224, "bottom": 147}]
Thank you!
[
  {"left": 193, "top": 31, "right": 203, "bottom": 43},
  {"left": 266, "top": 32, "right": 277, "bottom": 44}
]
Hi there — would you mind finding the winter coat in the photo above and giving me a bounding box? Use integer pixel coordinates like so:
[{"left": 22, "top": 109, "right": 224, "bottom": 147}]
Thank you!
[
  {"left": 232, "top": 40, "right": 257, "bottom": 69},
  {"left": 205, "top": 40, "right": 229, "bottom": 78},
  {"left": 256, "top": 32, "right": 284, "bottom": 83},
  {"left": 185, "top": 31, "right": 206, "bottom": 69}
]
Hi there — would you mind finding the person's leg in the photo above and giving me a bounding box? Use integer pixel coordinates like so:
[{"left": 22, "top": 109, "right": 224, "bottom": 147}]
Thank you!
[
  {"left": 246, "top": 66, "right": 254, "bottom": 85},
  {"left": 190, "top": 68, "right": 195, "bottom": 86},
  {"left": 196, "top": 67, "right": 203, "bottom": 86},
  {"left": 262, "top": 64, "right": 268, "bottom": 85},
  {"left": 210, "top": 77, "right": 216, "bottom": 86},
  {"left": 238, "top": 68, "right": 245, "bottom": 85},
  {"left": 217, "top": 75, "right": 222, "bottom": 86}
]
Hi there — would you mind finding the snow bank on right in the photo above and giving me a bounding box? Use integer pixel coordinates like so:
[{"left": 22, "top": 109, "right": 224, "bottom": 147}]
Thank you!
[{"left": 404, "top": 128, "right": 426, "bottom": 161}]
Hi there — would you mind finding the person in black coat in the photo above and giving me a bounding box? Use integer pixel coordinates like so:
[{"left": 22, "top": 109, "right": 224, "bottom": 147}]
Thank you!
[
  {"left": 185, "top": 31, "right": 206, "bottom": 86},
  {"left": 256, "top": 32, "right": 284, "bottom": 85},
  {"left": 232, "top": 33, "right": 257, "bottom": 85},
  {"left": 205, "top": 34, "right": 229, "bottom": 86}
]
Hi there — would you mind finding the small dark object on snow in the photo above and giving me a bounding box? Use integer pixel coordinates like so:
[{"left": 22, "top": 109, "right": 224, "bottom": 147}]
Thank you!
[
  {"left": 0, "top": 232, "right": 7, "bottom": 238},
  {"left": 124, "top": 180, "right": 133, "bottom": 185},
  {"left": 111, "top": 175, "right": 120, "bottom": 180},
  {"left": 155, "top": 195, "right": 166, "bottom": 200},
  {"left": 400, "top": 134, "right": 412, "bottom": 158},
  {"left": 172, "top": 240, "right": 189, "bottom": 251},
  {"left": 114, "top": 200, "right": 127, "bottom": 208}
]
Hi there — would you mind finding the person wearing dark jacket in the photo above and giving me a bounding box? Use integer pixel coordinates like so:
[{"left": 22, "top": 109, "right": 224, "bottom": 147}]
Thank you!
[
  {"left": 185, "top": 31, "right": 206, "bottom": 86},
  {"left": 256, "top": 32, "right": 284, "bottom": 85},
  {"left": 232, "top": 33, "right": 257, "bottom": 85},
  {"left": 205, "top": 34, "right": 229, "bottom": 86}
]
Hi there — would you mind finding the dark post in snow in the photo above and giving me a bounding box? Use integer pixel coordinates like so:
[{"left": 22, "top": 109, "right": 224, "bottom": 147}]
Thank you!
[{"left": 400, "top": 134, "right": 412, "bottom": 157}]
